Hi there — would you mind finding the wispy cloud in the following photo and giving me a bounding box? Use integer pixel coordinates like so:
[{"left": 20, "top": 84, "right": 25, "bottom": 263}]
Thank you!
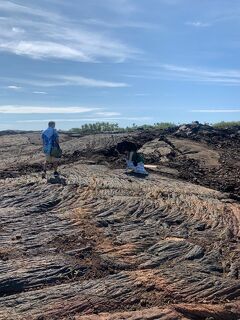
[
  {"left": 129, "top": 64, "right": 240, "bottom": 86},
  {"left": 6, "top": 85, "right": 22, "bottom": 90},
  {"left": 0, "top": 77, "right": 70, "bottom": 88},
  {"left": 134, "top": 93, "right": 150, "bottom": 96},
  {"left": 83, "top": 18, "right": 156, "bottom": 30},
  {"left": 12, "top": 27, "right": 25, "bottom": 33},
  {"left": 33, "top": 91, "right": 48, "bottom": 95},
  {"left": 190, "top": 109, "right": 240, "bottom": 113},
  {"left": 0, "top": 1, "right": 60, "bottom": 21},
  {"left": 0, "top": 41, "right": 93, "bottom": 61},
  {"left": 0, "top": 1, "right": 139, "bottom": 62},
  {"left": 0, "top": 105, "right": 99, "bottom": 114},
  {"left": 0, "top": 74, "right": 129, "bottom": 88},
  {"left": 185, "top": 21, "right": 211, "bottom": 28},
  {"left": 161, "top": 64, "right": 240, "bottom": 85},
  {"left": 16, "top": 116, "right": 151, "bottom": 123},
  {"left": 96, "top": 112, "right": 121, "bottom": 116},
  {"left": 57, "top": 75, "right": 128, "bottom": 88}
]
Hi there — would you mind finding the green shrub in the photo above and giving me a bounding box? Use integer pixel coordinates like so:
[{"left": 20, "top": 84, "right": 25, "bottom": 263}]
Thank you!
[
  {"left": 213, "top": 121, "right": 240, "bottom": 129},
  {"left": 69, "top": 122, "right": 177, "bottom": 134},
  {"left": 70, "top": 122, "right": 121, "bottom": 133}
]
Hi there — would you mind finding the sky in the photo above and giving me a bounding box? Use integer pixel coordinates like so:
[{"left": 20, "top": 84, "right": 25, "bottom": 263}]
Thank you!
[{"left": 0, "top": 0, "right": 240, "bottom": 130}]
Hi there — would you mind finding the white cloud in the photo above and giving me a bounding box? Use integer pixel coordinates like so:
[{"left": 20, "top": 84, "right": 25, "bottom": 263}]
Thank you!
[
  {"left": 0, "top": 105, "right": 99, "bottom": 114},
  {"left": 16, "top": 116, "right": 152, "bottom": 123},
  {"left": 57, "top": 75, "right": 128, "bottom": 88},
  {"left": 134, "top": 93, "right": 150, "bottom": 96},
  {"left": 83, "top": 18, "right": 156, "bottom": 29},
  {"left": 96, "top": 112, "right": 121, "bottom": 116},
  {"left": 185, "top": 21, "right": 211, "bottom": 28},
  {"left": 12, "top": 27, "right": 25, "bottom": 33},
  {"left": 164, "top": 64, "right": 240, "bottom": 79},
  {"left": 124, "top": 64, "right": 240, "bottom": 87},
  {"left": 0, "top": 1, "right": 60, "bottom": 21},
  {"left": 0, "top": 75, "right": 129, "bottom": 88},
  {"left": 33, "top": 91, "right": 48, "bottom": 94},
  {"left": 6, "top": 85, "right": 22, "bottom": 90},
  {"left": 190, "top": 109, "right": 240, "bottom": 113},
  {"left": 0, "top": 41, "right": 93, "bottom": 62},
  {"left": 0, "top": 2, "right": 139, "bottom": 62},
  {"left": 150, "top": 64, "right": 240, "bottom": 86},
  {"left": 1, "top": 77, "right": 65, "bottom": 87}
]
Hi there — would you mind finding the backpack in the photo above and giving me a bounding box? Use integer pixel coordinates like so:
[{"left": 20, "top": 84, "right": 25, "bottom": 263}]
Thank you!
[{"left": 50, "top": 144, "right": 62, "bottom": 158}]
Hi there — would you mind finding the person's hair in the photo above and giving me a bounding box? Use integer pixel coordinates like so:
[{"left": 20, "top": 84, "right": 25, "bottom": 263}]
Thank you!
[
  {"left": 116, "top": 140, "right": 138, "bottom": 153},
  {"left": 48, "top": 121, "right": 55, "bottom": 128}
]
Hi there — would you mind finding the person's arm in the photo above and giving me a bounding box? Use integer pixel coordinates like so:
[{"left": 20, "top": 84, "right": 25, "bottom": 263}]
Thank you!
[
  {"left": 54, "top": 130, "right": 59, "bottom": 145},
  {"left": 41, "top": 132, "right": 45, "bottom": 146},
  {"left": 129, "top": 151, "right": 134, "bottom": 161}
]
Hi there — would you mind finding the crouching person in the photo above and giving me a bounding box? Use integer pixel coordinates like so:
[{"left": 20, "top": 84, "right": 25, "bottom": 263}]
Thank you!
[
  {"left": 126, "top": 149, "right": 148, "bottom": 175},
  {"left": 117, "top": 141, "right": 148, "bottom": 175},
  {"left": 41, "top": 121, "right": 62, "bottom": 178}
]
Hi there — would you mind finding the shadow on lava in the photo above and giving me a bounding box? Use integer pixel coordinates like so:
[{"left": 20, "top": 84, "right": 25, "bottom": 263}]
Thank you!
[
  {"left": 125, "top": 172, "right": 149, "bottom": 179},
  {"left": 47, "top": 176, "right": 67, "bottom": 185}
]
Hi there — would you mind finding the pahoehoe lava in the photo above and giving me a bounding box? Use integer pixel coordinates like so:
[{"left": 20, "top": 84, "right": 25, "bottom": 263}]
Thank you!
[{"left": 0, "top": 123, "right": 239, "bottom": 319}]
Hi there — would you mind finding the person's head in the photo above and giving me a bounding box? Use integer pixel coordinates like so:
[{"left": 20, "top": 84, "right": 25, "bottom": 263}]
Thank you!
[
  {"left": 116, "top": 141, "right": 138, "bottom": 154},
  {"left": 48, "top": 121, "right": 55, "bottom": 128}
]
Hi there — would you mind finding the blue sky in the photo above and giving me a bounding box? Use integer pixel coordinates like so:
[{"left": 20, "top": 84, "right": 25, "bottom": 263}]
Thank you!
[{"left": 0, "top": 0, "right": 240, "bottom": 130}]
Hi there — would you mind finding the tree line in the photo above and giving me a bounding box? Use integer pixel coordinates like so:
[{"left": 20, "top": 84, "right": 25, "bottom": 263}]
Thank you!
[
  {"left": 68, "top": 121, "right": 240, "bottom": 134},
  {"left": 69, "top": 122, "right": 176, "bottom": 134}
]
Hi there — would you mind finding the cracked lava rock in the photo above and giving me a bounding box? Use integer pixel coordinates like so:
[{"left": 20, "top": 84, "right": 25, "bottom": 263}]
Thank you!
[{"left": 0, "top": 123, "right": 239, "bottom": 319}]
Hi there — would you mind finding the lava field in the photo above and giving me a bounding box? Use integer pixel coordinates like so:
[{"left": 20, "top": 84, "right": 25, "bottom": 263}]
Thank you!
[{"left": 0, "top": 123, "right": 239, "bottom": 319}]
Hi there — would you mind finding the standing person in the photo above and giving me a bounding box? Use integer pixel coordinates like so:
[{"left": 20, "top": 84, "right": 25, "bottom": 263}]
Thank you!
[{"left": 41, "top": 121, "right": 61, "bottom": 178}]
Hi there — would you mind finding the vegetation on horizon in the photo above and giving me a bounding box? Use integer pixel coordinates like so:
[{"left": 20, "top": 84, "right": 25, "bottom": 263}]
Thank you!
[
  {"left": 69, "top": 122, "right": 176, "bottom": 134},
  {"left": 69, "top": 121, "right": 240, "bottom": 134},
  {"left": 212, "top": 121, "right": 240, "bottom": 129}
]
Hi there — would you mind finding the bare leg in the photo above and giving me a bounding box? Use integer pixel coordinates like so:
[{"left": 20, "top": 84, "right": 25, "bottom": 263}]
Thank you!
[
  {"left": 43, "top": 161, "right": 47, "bottom": 172},
  {"left": 42, "top": 160, "right": 48, "bottom": 178},
  {"left": 53, "top": 162, "right": 58, "bottom": 174},
  {"left": 53, "top": 159, "right": 59, "bottom": 176},
  {"left": 127, "top": 151, "right": 134, "bottom": 162},
  {"left": 126, "top": 151, "right": 135, "bottom": 171}
]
